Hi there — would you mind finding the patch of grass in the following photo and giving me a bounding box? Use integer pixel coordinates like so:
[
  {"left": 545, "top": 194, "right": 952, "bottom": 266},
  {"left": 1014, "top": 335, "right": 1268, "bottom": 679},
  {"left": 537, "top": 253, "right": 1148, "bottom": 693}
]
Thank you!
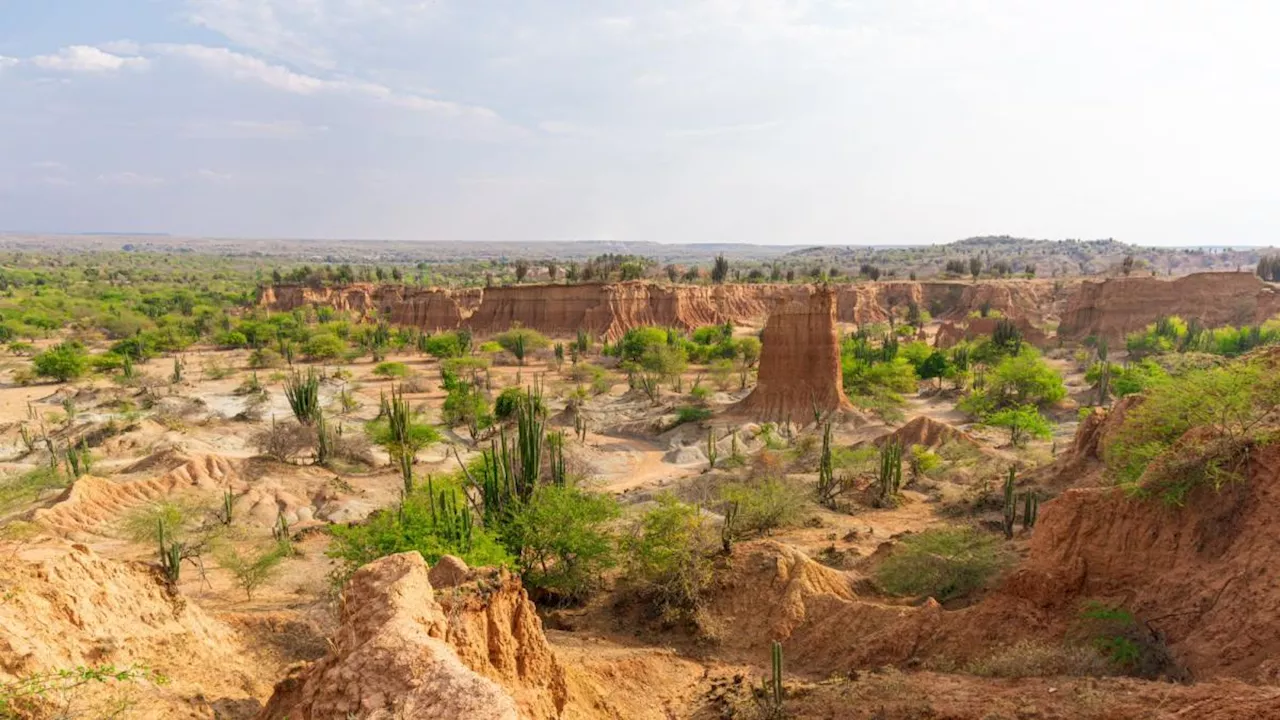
[
  {"left": 670, "top": 405, "right": 712, "bottom": 428},
  {"left": 874, "top": 526, "right": 1010, "bottom": 602},
  {"left": 965, "top": 640, "right": 1111, "bottom": 678}
]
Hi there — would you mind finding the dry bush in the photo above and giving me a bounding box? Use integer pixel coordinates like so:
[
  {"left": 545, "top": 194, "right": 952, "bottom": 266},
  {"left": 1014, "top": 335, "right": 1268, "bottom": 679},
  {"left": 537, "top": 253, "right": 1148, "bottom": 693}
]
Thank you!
[
  {"left": 333, "top": 432, "right": 375, "bottom": 465},
  {"left": 965, "top": 640, "right": 1112, "bottom": 678},
  {"left": 251, "top": 421, "right": 315, "bottom": 462}
]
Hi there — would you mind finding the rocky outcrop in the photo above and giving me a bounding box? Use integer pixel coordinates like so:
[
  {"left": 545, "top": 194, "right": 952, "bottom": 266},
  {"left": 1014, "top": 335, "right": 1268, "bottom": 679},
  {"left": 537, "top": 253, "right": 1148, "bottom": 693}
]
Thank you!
[
  {"left": 732, "top": 287, "right": 852, "bottom": 422},
  {"left": 259, "top": 552, "right": 567, "bottom": 720},
  {"left": 1059, "top": 272, "right": 1280, "bottom": 341}
]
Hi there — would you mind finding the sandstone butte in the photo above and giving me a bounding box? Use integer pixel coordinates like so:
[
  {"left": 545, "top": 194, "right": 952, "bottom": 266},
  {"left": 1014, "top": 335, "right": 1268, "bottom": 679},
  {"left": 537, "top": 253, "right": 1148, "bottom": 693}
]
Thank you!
[
  {"left": 258, "top": 278, "right": 1078, "bottom": 340},
  {"left": 731, "top": 286, "right": 852, "bottom": 422}
]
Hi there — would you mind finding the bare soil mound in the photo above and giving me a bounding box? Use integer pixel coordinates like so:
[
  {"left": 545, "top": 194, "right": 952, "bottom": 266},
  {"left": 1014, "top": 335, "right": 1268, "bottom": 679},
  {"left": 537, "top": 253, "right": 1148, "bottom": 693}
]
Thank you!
[
  {"left": 0, "top": 543, "right": 264, "bottom": 718},
  {"left": 870, "top": 415, "right": 978, "bottom": 451}
]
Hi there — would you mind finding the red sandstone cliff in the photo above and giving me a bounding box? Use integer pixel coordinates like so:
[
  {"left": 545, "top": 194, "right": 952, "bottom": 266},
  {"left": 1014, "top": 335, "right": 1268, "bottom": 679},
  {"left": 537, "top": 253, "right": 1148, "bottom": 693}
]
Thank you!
[
  {"left": 260, "top": 279, "right": 1071, "bottom": 340},
  {"left": 1059, "top": 272, "right": 1280, "bottom": 341},
  {"left": 732, "top": 287, "right": 852, "bottom": 422}
]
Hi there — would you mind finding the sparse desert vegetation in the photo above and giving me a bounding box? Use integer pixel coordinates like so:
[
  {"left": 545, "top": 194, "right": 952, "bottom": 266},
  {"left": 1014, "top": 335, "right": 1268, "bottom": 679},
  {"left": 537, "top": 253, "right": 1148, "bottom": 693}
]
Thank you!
[{"left": 2, "top": 243, "right": 1280, "bottom": 718}]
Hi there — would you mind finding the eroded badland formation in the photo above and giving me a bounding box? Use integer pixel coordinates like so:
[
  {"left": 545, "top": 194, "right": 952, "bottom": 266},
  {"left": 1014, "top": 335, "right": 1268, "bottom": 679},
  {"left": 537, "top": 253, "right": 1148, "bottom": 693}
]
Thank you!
[{"left": 5, "top": 253, "right": 1280, "bottom": 719}]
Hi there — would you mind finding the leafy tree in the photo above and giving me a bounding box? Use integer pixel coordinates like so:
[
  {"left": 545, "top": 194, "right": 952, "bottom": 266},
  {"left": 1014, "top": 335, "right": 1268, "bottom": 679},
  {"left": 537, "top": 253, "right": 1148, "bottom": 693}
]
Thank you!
[
  {"left": 508, "top": 485, "right": 619, "bottom": 602},
  {"left": 969, "top": 256, "right": 982, "bottom": 278},
  {"left": 32, "top": 342, "right": 89, "bottom": 382},
  {"left": 917, "top": 350, "right": 951, "bottom": 388},
  {"left": 960, "top": 348, "right": 1066, "bottom": 416},
  {"left": 984, "top": 405, "right": 1053, "bottom": 447},
  {"left": 514, "top": 259, "right": 530, "bottom": 283}
]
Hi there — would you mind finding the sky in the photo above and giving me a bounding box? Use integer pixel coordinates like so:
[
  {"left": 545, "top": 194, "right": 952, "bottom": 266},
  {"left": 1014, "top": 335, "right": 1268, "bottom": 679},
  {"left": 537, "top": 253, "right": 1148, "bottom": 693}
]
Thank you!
[{"left": 0, "top": 1, "right": 1278, "bottom": 246}]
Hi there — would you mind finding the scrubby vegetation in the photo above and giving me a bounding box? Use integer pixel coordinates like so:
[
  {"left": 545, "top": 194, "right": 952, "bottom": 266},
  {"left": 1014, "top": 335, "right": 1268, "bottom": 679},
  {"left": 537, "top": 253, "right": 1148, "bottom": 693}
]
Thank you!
[{"left": 874, "top": 526, "right": 1010, "bottom": 602}]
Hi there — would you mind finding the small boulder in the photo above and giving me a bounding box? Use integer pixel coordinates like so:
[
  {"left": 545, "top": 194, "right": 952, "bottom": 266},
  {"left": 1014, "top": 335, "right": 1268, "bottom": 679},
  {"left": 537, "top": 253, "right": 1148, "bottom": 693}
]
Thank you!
[{"left": 430, "top": 555, "right": 472, "bottom": 589}]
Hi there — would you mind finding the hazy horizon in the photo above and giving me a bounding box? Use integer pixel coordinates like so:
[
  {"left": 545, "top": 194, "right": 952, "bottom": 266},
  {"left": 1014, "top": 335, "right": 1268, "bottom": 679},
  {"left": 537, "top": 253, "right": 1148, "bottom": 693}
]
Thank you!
[{"left": 3, "top": 2, "right": 1278, "bottom": 247}]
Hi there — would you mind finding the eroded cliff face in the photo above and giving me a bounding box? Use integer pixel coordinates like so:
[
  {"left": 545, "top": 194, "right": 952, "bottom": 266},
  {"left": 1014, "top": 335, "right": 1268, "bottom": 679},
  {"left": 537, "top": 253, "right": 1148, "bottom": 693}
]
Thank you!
[
  {"left": 1059, "top": 272, "right": 1280, "bottom": 341},
  {"left": 258, "top": 552, "right": 566, "bottom": 720},
  {"left": 261, "top": 278, "right": 1074, "bottom": 340},
  {"left": 1010, "top": 444, "right": 1280, "bottom": 682},
  {"left": 733, "top": 287, "right": 852, "bottom": 422},
  {"left": 835, "top": 280, "right": 1074, "bottom": 325}
]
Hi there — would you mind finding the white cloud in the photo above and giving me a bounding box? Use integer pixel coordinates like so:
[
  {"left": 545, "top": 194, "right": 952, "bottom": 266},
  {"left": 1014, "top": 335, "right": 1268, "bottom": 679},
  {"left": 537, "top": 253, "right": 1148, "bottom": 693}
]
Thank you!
[
  {"left": 99, "top": 40, "right": 142, "bottom": 56},
  {"left": 98, "top": 172, "right": 166, "bottom": 186},
  {"left": 151, "top": 44, "right": 501, "bottom": 121},
  {"left": 30, "top": 161, "right": 66, "bottom": 170},
  {"left": 195, "top": 169, "right": 233, "bottom": 182},
  {"left": 152, "top": 44, "right": 326, "bottom": 93},
  {"left": 0, "top": 56, "right": 18, "bottom": 70},
  {"left": 31, "top": 46, "right": 149, "bottom": 73}
]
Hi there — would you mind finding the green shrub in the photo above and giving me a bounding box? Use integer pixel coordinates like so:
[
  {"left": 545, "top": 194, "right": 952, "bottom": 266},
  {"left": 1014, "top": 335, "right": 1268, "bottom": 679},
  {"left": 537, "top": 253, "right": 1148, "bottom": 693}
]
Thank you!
[
  {"left": 328, "top": 477, "right": 512, "bottom": 584},
  {"left": 32, "top": 342, "right": 90, "bottom": 382},
  {"left": 1104, "top": 359, "right": 1280, "bottom": 504},
  {"left": 874, "top": 526, "right": 1009, "bottom": 602},
  {"left": 422, "top": 332, "right": 464, "bottom": 358},
  {"left": 302, "top": 332, "right": 347, "bottom": 360},
  {"left": 718, "top": 478, "right": 804, "bottom": 538},
  {"left": 493, "top": 386, "right": 545, "bottom": 421},
  {"left": 247, "top": 348, "right": 285, "bottom": 369},
  {"left": 671, "top": 405, "right": 712, "bottom": 427},
  {"left": 372, "top": 361, "right": 409, "bottom": 378},
  {"left": 0, "top": 467, "right": 67, "bottom": 514},
  {"left": 495, "top": 327, "right": 551, "bottom": 365},
  {"left": 216, "top": 541, "right": 290, "bottom": 600},
  {"left": 508, "top": 485, "right": 619, "bottom": 602},
  {"left": 622, "top": 494, "right": 715, "bottom": 623}
]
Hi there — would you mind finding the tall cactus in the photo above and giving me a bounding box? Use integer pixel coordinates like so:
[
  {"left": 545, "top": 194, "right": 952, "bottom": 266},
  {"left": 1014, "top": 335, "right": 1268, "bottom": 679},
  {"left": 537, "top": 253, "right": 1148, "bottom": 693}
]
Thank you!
[
  {"left": 816, "top": 421, "right": 839, "bottom": 509},
  {"left": 877, "top": 440, "right": 902, "bottom": 506},
  {"left": 1002, "top": 466, "right": 1017, "bottom": 539},
  {"left": 1022, "top": 491, "right": 1038, "bottom": 530},
  {"left": 706, "top": 427, "right": 718, "bottom": 470},
  {"left": 760, "top": 640, "right": 784, "bottom": 717}
]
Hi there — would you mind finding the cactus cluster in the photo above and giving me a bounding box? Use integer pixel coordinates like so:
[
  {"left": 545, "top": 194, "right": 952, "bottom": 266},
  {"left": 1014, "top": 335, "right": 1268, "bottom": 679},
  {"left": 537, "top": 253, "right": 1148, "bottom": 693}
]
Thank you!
[
  {"left": 64, "top": 440, "right": 92, "bottom": 479},
  {"left": 1002, "top": 467, "right": 1039, "bottom": 537},
  {"left": 877, "top": 440, "right": 903, "bottom": 506},
  {"left": 284, "top": 368, "right": 321, "bottom": 425},
  {"left": 158, "top": 520, "right": 183, "bottom": 586}
]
